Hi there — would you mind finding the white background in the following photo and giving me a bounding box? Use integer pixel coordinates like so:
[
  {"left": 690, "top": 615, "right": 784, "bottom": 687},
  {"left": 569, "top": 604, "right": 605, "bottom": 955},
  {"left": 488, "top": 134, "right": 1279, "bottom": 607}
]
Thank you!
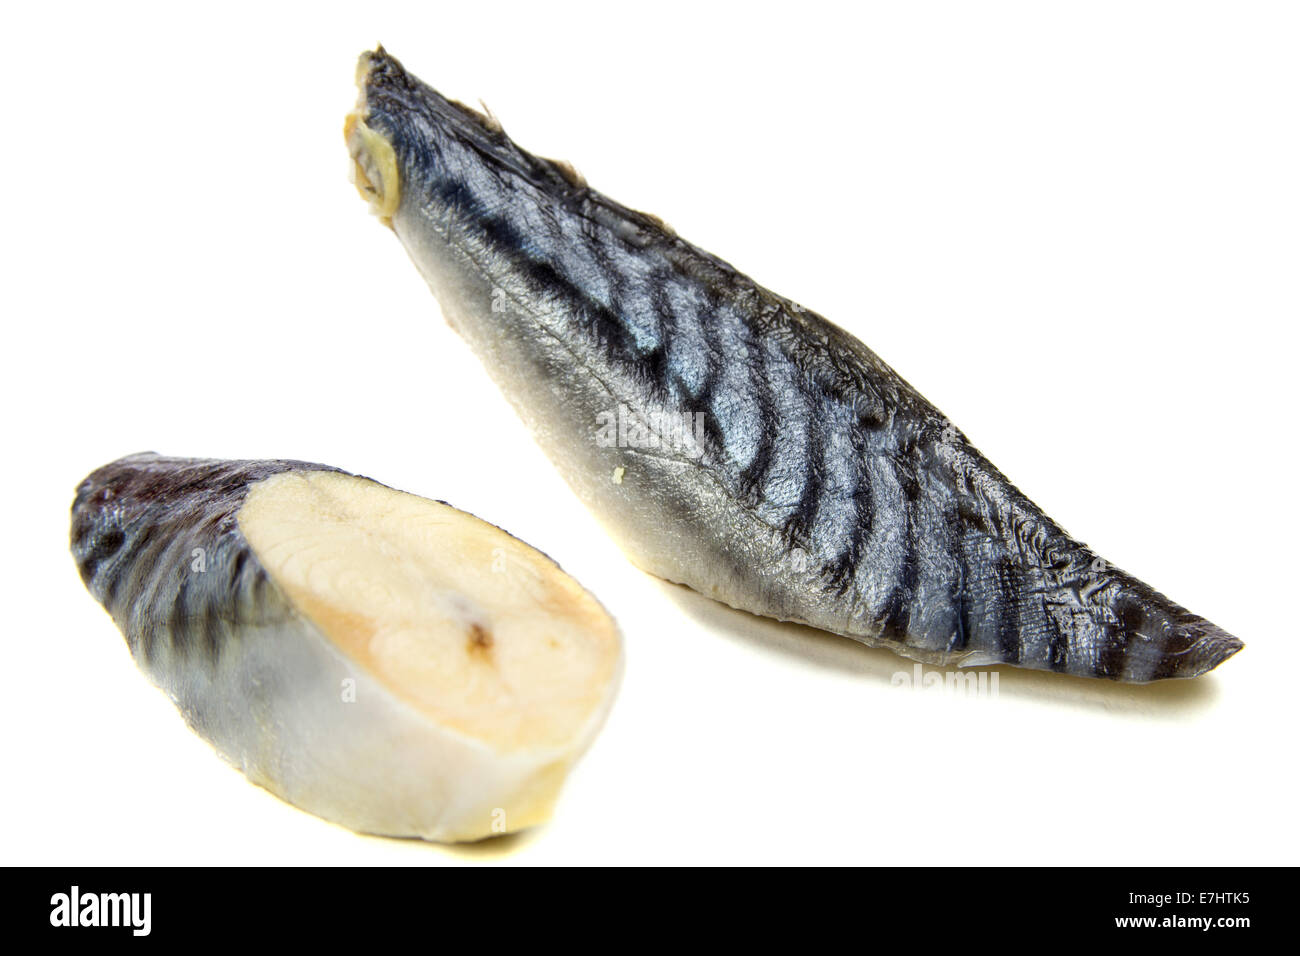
[{"left": 3, "top": 2, "right": 1296, "bottom": 866}]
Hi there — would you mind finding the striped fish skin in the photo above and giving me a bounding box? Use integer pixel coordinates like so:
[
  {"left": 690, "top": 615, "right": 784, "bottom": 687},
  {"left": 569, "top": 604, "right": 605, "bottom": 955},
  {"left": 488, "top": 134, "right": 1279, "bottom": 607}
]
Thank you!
[
  {"left": 72, "top": 454, "right": 332, "bottom": 667},
  {"left": 71, "top": 453, "right": 621, "bottom": 841},
  {"left": 349, "top": 48, "right": 1242, "bottom": 682},
  {"left": 72, "top": 454, "right": 390, "bottom": 829}
]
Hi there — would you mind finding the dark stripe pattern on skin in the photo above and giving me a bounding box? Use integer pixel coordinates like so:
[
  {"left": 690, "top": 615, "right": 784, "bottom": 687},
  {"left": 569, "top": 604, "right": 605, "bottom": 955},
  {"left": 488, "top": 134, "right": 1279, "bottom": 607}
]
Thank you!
[
  {"left": 357, "top": 49, "right": 1243, "bottom": 681},
  {"left": 70, "top": 454, "right": 338, "bottom": 667}
]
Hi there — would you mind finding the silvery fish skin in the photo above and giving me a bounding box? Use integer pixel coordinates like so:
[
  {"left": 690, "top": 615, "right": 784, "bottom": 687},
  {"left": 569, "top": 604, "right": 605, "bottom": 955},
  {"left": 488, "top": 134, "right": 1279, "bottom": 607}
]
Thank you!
[
  {"left": 347, "top": 48, "right": 1242, "bottom": 682},
  {"left": 71, "top": 453, "right": 622, "bottom": 841}
]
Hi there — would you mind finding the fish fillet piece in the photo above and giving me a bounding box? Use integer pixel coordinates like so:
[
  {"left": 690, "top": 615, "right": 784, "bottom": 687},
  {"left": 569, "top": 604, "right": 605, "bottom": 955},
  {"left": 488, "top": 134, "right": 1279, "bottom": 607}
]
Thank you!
[
  {"left": 346, "top": 48, "right": 1243, "bottom": 682},
  {"left": 71, "top": 453, "right": 622, "bottom": 841}
]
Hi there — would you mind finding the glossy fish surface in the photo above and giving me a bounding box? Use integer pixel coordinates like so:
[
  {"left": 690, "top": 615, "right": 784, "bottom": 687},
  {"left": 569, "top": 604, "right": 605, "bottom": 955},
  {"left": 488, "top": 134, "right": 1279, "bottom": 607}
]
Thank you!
[{"left": 347, "top": 48, "right": 1242, "bottom": 682}]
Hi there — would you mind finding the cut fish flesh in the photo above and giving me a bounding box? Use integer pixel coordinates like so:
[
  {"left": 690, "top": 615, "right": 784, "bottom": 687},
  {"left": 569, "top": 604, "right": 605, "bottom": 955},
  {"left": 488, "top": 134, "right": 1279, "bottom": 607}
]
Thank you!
[{"left": 71, "top": 453, "right": 622, "bottom": 841}]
